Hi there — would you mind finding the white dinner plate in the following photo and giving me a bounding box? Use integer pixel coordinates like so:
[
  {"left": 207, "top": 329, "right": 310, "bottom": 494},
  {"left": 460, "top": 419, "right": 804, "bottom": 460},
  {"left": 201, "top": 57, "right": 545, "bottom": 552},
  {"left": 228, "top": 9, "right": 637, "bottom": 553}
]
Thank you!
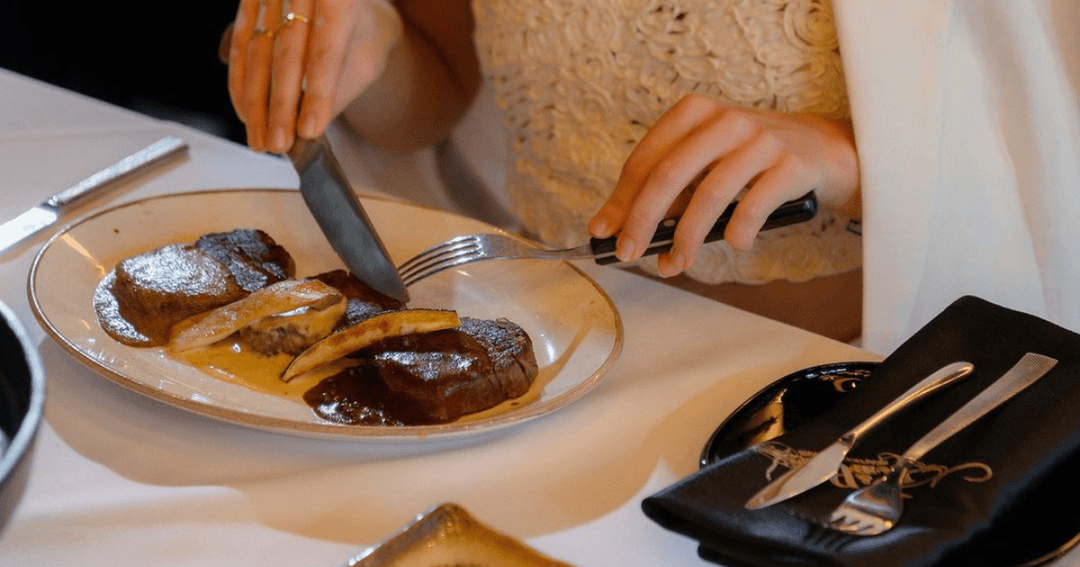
[{"left": 28, "top": 189, "right": 622, "bottom": 442}]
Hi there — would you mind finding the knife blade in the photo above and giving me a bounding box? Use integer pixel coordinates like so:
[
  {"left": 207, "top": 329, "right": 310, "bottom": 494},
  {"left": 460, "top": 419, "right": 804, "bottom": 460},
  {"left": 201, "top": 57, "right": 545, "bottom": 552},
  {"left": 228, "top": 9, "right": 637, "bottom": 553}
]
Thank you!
[
  {"left": 288, "top": 136, "right": 410, "bottom": 303},
  {"left": 0, "top": 136, "right": 188, "bottom": 257},
  {"left": 744, "top": 360, "right": 975, "bottom": 510}
]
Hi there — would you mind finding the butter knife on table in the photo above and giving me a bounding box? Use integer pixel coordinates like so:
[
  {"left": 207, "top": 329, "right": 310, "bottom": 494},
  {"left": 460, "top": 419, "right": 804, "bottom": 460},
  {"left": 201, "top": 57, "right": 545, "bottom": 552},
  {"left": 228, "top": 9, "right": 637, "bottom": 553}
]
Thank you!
[
  {"left": 744, "top": 360, "right": 975, "bottom": 510},
  {"left": 0, "top": 136, "right": 188, "bottom": 258}
]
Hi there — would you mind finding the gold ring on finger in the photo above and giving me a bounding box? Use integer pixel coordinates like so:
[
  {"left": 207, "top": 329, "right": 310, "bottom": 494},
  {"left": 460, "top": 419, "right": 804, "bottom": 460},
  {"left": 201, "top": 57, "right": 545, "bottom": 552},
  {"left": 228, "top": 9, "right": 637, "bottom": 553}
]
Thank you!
[
  {"left": 279, "top": 12, "right": 311, "bottom": 29},
  {"left": 253, "top": 27, "right": 275, "bottom": 39}
]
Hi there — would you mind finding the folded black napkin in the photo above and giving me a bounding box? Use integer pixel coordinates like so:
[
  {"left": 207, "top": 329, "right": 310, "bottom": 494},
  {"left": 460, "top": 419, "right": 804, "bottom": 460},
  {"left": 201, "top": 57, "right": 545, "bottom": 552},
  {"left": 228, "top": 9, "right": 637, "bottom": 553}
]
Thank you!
[{"left": 643, "top": 296, "right": 1080, "bottom": 567}]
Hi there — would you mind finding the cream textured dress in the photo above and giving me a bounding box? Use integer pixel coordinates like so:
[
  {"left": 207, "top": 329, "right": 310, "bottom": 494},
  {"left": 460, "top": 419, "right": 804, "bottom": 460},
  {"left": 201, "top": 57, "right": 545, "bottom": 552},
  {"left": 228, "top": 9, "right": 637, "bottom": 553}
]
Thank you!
[
  {"left": 337, "top": 0, "right": 1080, "bottom": 355},
  {"left": 469, "top": 0, "right": 861, "bottom": 284}
]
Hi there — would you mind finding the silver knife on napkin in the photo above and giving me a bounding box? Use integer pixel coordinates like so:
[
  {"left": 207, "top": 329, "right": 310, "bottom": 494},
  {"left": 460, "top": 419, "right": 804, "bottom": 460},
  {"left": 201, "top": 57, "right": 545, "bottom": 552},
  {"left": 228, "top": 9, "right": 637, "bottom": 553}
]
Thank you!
[
  {"left": 0, "top": 136, "right": 188, "bottom": 257},
  {"left": 744, "top": 360, "right": 975, "bottom": 510},
  {"left": 287, "top": 135, "right": 410, "bottom": 303}
]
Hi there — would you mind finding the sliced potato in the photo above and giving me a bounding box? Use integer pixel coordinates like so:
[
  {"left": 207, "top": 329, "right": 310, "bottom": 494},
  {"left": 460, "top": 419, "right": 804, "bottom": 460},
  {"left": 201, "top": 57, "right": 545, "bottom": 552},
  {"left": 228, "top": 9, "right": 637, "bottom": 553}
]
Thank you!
[
  {"left": 239, "top": 294, "right": 348, "bottom": 356},
  {"left": 168, "top": 278, "right": 344, "bottom": 353},
  {"left": 281, "top": 309, "right": 461, "bottom": 382}
]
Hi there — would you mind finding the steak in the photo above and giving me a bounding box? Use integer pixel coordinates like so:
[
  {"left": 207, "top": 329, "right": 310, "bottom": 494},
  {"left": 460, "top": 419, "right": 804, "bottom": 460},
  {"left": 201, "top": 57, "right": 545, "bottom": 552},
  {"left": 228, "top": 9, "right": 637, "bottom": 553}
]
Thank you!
[
  {"left": 94, "top": 228, "right": 541, "bottom": 427},
  {"left": 312, "top": 269, "right": 405, "bottom": 327},
  {"left": 96, "top": 229, "right": 295, "bottom": 346},
  {"left": 194, "top": 229, "right": 295, "bottom": 293},
  {"left": 348, "top": 316, "right": 539, "bottom": 422}
]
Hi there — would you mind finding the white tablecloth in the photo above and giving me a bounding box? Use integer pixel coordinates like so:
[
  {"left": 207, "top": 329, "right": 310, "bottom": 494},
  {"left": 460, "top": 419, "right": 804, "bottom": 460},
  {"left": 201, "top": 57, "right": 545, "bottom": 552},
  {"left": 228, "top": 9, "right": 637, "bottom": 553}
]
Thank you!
[{"left": 0, "top": 68, "right": 1067, "bottom": 567}]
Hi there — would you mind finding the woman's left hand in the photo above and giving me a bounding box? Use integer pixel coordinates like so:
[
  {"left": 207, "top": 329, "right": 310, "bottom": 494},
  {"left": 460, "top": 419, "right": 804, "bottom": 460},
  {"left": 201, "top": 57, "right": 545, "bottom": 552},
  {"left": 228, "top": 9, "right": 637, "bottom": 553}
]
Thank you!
[{"left": 588, "top": 94, "right": 860, "bottom": 277}]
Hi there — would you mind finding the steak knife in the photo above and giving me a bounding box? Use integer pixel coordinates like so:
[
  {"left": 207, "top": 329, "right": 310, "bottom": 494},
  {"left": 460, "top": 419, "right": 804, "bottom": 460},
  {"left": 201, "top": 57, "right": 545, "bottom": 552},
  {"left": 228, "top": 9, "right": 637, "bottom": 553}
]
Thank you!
[
  {"left": 744, "top": 361, "right": 975, "bottom": 510},
  {"left": 590, "top": 191, "right": 818, "bottom": 265},
  {"left": 288, "top": 136, "right": 410, "bottom": 303},
  {"left": 0, "top": 136, "right": 188, "bottom": 257}
]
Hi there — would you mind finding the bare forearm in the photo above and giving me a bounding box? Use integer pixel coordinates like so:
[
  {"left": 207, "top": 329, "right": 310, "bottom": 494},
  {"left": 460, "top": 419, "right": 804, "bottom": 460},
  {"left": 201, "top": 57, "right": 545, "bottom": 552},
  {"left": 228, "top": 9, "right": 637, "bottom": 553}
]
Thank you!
[
  {"left": 341, "top": 0, "right": 480, "bottom": 152},
  {"left": 340, "top": 28, "right": 474, "bottom": 151}
]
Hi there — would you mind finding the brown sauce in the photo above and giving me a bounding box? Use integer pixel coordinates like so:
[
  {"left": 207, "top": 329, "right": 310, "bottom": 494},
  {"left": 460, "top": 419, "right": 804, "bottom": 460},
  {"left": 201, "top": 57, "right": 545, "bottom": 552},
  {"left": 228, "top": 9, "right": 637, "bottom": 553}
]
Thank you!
[
  {"left": 303, "top": 366, "right": 448, "bottom": 426},
  {"left": 177, "top": 339, "right": 458, "bottom": 426},
  {"left": 175, "top": 337, "right": 470, "bottom": 426}
]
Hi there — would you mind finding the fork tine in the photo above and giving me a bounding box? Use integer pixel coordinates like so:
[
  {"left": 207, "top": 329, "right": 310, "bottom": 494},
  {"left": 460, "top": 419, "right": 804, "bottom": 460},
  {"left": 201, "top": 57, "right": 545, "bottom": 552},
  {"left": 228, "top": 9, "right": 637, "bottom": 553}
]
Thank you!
[
  {"left": 853, "top": 524, "right": 878, "bottom": 536},
  {"left": 397, "top": 231, "right": 589, "bottom": 287},
  {"left": 401, "top": 252, "right": 483, "bottom": 287},
  {"left": 397, "top": 235, "right": 477, "bottom": 273},
  {"left": 827, "top": 514, "right": 864, "bottom": 533},
  {"left": 398, "top": 235, "right": 486, "bottom": 287},
  {"left": 844, "top": 521, "right": 877, "bottom": 536},
  {"left": 803, "top": 522, "right": 854, "bottom": 552},
  {"left": 399, "top": 243, "right": 477, "bottom": 279}
]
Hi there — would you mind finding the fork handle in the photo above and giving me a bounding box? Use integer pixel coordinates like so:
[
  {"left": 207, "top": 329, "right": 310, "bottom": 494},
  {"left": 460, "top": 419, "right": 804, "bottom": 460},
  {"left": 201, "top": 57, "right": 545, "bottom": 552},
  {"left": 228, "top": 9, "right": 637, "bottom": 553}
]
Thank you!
[{"left": 590, "top": 192, "right": 818, "bottom": 265}]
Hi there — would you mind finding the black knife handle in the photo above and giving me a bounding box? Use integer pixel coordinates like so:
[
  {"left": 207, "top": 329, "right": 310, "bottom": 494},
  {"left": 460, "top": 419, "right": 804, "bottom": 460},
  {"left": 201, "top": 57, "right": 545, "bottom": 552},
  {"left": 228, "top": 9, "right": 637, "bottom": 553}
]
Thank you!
[{"left": 590, "top": 191, "right": 818, "bottom": 265}]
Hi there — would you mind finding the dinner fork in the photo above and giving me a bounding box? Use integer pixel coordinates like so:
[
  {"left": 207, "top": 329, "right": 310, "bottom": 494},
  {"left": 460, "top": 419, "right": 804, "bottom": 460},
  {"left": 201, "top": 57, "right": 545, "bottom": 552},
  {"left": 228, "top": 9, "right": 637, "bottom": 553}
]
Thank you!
[
  {"left": 826, "top": 352, "right": 1058, "bottom": 536},
  {"left": 398, "top": 192, "right": 817, "bottom": 287}
]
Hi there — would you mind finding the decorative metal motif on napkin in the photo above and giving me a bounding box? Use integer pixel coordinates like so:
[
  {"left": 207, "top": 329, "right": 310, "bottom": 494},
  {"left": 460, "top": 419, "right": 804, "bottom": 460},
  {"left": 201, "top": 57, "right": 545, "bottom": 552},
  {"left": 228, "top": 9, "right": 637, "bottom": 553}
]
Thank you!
[{"left": 754, "top": 442, "right": 993, "bottom": 494}]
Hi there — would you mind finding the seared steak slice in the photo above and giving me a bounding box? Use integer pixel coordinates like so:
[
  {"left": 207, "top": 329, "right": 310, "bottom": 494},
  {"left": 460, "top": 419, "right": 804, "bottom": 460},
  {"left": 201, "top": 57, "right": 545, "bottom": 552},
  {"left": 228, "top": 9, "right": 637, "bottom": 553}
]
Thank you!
[
  {"left": 350, "top": 316, "right": 539, "bottom": 422},
  {"left": 105, "top": 244, "right": 247, "bottom": 345},
  {"left": 98, "top": 229, "right": 295, "bottom": 347},
  {"left": 313, "top": 269, "right": 405, "bottom": 327},
  {"left": 195, "top": 229, "right": 294, "bottom": 293}
]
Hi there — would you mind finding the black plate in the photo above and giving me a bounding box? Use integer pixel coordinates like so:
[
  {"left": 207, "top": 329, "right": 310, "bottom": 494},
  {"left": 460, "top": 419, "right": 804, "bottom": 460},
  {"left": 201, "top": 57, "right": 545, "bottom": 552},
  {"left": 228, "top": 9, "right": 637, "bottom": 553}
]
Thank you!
[
  {"left": 0, "top": 301, "right": 45, "bottom": 538},
  {"left": 699, "top": 361, "right": 1080, "bottom": 567},
  {"left": 700, "top": 361, "right": 876, "bottom": 467}
]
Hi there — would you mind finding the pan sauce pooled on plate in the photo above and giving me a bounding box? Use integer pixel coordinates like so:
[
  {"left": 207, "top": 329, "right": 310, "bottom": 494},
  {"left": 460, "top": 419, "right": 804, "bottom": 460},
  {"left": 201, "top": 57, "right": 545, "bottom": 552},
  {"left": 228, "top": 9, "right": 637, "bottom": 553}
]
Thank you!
[{"left": 93, "top": 229, "right": 539, "bottom": 425}]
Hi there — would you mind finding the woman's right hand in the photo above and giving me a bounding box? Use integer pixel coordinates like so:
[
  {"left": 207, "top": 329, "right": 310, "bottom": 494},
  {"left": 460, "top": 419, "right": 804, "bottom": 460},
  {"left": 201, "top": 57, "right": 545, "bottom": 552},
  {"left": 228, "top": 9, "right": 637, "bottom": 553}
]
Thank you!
[
  {"left": 225, "top": 0, "right": 404, "bottom": 153},
  {"left": 588, "top": 95, "right": 860, "bottom": 277}
]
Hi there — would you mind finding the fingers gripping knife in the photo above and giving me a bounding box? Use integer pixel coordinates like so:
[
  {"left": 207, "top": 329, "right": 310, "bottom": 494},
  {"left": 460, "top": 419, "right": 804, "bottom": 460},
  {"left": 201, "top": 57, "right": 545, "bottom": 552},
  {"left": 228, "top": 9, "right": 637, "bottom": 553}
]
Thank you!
[{"left": 287, "top": 136, "right": 410, "bottom": 303}]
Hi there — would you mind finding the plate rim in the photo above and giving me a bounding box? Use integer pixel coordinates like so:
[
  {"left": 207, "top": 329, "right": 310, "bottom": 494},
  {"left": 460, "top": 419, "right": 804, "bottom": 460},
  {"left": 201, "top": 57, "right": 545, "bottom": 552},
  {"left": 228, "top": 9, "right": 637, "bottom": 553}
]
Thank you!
[{"left": 27, "top": 188, "right": 624, "bottom": 442}]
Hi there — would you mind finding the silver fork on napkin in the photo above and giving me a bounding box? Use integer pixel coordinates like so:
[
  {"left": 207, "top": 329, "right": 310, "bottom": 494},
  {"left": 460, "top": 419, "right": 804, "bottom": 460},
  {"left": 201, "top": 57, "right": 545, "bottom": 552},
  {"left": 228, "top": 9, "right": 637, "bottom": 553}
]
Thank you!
[{"left": 827, "top": 352, "right": 1058, "bottom": 536}]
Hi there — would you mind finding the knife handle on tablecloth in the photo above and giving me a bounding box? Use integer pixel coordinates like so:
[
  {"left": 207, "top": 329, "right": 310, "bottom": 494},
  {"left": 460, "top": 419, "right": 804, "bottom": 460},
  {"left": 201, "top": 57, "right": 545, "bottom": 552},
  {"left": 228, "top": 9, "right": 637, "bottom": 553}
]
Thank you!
[
  {"left": 46, "top": 136, "right": 188, "bottom": 210},
  {"left": 589, "top": 191, "right": 818, "bottom": 265},
  {"left": 0, "top": 136, "right": 188, "bottom": 257}
]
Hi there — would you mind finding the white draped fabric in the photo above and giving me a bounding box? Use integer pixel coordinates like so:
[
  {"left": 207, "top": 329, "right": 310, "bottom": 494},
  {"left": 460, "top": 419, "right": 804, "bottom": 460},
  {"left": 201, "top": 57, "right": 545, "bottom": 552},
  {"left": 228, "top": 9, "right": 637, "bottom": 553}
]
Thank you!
[{"left": 835, "top": 0, "right": 1080, "bottom": 353}]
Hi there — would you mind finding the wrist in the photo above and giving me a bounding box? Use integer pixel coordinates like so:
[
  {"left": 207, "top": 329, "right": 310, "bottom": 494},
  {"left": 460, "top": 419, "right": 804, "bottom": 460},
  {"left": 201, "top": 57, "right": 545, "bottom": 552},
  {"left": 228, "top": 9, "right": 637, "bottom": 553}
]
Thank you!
[{"left": 817, "top": 117, "right": 862, "bottom": 220}]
